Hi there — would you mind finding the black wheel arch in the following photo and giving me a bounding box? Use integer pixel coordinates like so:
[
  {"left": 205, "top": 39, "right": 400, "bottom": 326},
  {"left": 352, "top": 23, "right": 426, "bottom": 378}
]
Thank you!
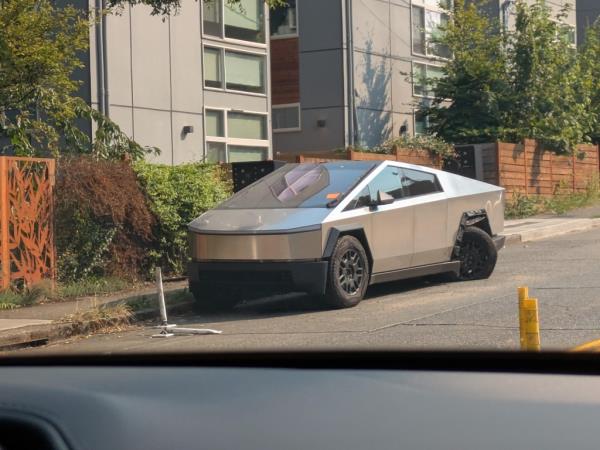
[
  {"left": 323, "top": 226, "right": 373, "bottom": 270},
  {"left": 452, "top": 210, "right": 492, "bottom": 259}
]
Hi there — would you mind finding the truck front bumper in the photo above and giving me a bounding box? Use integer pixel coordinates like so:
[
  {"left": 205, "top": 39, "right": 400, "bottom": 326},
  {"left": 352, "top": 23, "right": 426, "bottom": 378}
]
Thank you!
[{"left": 188, "top": 260, "right": 329, "bottom": 296}]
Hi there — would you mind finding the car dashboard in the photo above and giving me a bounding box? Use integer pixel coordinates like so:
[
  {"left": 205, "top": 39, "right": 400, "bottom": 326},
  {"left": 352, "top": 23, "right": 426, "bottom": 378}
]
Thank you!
[{"left": 0, "top": 352, "right": 599, "bottom": 450}]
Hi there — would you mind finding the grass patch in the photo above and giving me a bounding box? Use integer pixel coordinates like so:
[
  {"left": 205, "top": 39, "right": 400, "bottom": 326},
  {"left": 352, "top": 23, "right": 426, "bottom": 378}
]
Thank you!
[
  {"left": 506, "top": 178, "right": 600, "bottom": 219},
  {"left": 0, "top": 282, "right": 53, "bottom": 310},
  {"left": 54, "top": 277, "right": 131, "bottom": 299},
  {"left": 0, "top": 277, "right": 132, "bottom": 310},
  {"left": 126, "top": 288, "right": 191, "bottom": 312},
  {"left": 60, "top": 304, "right": 133, "bottom": 334}
]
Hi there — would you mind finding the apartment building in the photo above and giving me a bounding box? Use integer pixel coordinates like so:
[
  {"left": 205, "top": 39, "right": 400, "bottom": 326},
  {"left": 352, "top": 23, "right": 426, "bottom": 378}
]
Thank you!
[
  {"left": 269, "top": 0, "right": 577, "bottom": 159},
  {"left": 577, "top": 0, "right": 600, "bottom": 46},
  {"left": 86, "top": 0, "right": 272, "bottom": 164}
]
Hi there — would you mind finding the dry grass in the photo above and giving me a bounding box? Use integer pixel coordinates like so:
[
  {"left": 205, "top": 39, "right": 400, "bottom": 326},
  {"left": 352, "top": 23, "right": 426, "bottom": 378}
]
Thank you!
[{"left": 60, "top": 303, "right": 133, "bottom": 335}]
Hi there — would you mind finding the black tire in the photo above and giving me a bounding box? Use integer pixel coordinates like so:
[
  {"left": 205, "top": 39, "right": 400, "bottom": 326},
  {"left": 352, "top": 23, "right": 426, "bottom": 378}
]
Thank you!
[
  {"left": 190, "top": 282, "right": 238, "bottom": 313},
  {"left": 456, "top": 226, "right": 497, "bottom": 281},
  {"left": 324, "top": 236, "right": 370, "bottom": 309}
]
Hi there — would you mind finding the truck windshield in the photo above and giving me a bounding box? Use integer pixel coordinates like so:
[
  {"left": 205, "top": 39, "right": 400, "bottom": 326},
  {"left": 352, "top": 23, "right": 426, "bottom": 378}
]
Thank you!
[{"left": 218, "top": 161, "right": 378, "bottom": 209}]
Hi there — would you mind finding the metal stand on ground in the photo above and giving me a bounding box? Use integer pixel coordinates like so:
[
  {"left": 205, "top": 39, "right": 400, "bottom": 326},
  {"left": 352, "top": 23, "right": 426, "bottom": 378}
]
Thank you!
[{"left": 152, "top": 267, "right": 222, "bottom": 338}]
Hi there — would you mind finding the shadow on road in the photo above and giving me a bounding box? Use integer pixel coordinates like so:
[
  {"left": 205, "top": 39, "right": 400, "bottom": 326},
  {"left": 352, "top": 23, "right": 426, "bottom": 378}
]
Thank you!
[{"left": 172, "top": 275, "right": 450, "bottom": 325}]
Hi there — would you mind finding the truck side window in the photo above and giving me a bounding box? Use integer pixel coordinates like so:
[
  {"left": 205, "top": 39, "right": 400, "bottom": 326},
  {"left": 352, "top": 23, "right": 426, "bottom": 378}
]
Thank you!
[
  {"left": 367, "top": 166, "right": 404, "bottom": 200},
  {"left": 400, "top": 168, "right": 443, "bottom": 197}
]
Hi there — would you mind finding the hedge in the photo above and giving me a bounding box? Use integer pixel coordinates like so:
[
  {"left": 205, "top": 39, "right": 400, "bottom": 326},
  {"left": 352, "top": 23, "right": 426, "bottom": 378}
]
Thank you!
[
  {"left": 55, "top": 158, "right": 232, "bottom": 282},
  {"left": 133, "top": 162, "right": 232, "bottom": 276}
]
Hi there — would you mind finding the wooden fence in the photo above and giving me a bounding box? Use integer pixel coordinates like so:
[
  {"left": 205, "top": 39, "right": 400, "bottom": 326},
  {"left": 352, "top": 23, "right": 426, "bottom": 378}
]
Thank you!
[
  {"left": 482, "top": 140, "right": 600, "bottom": 198},
  {"left": 0, "top": 157, "right": 56, "bottom": 290},
  {"left": 297, "top": 147, "right": 442, "bottom": 169}
]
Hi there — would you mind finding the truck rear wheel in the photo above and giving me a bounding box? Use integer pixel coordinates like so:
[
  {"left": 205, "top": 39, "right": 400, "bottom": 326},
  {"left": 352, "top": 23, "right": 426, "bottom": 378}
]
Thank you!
[{"left": 324, "top": 236, "right": 370, "bottom": 309}]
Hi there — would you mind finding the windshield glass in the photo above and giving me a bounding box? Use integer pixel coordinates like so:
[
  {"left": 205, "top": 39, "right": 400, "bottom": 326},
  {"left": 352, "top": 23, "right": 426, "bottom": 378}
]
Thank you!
[{"left": 218, "top": 162, "right": 378, "bottom": 209}]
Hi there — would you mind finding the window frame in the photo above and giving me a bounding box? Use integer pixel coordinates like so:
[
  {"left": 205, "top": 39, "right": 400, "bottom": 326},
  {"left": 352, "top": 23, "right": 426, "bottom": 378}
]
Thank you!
[
  {"left": 411, "top": 61, "right": 444, "bottom": 99},
  {"left": 201, "top": 0, "right": 268, "bottom": 48},
  {"left": 399, "top": 167, "right": 444, "bottom": 198},
  {"left": 202, "top": 45, "right": 267, "bottom": 97},
  {"left": 272, "top": 103, "right": 302, "bottom": 133},
  {"left": 204, "top": 107, "right": 270, "bottom": 163},
  {"left": 413, "top": 108, "right": 429, "bottom": 136},
  {"left": 410, "top": 0, "right": 451, "bottom": 60},
  {"left": 554, "top": 20, "right": 576, "bottom": 48},
  {"left": 270, "top": 0, "right": 299, "bottom": 40}
]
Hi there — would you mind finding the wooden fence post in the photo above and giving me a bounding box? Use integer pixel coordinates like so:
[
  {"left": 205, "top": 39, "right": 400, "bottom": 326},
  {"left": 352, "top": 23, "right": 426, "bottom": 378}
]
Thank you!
[
  {"left": 0, "top": 157, "right": 9, "bottom": 290},
  {"left": 47, "top": 159, "right": 56, "bottom": 288},
  {"left": 572, "top": 153, "right": 576, "bottom": 193},
  {"left": 524, "top": 141, "right": 529, "bottom": 196}
]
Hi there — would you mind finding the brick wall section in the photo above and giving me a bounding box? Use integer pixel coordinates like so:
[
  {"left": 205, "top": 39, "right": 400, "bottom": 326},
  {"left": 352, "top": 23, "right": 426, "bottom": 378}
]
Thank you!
[
  {"left": 270, "top": 38, "right": 300, "bottom": 105},
  {"left": 485, "top": 140, "right": 600, "bottom": 198}
]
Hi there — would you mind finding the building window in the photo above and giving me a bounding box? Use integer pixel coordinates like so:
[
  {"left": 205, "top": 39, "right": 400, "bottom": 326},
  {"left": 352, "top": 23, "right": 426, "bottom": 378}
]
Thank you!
[
  {"left": 205, "top": 109, "right": 269, "bottom": 163},
  {"left": 270, "top": 0, "right": 298, "bottom": 38},
  {"left": 206, "top": 142, "right": 227, "bottom": 163},
  {"left": 272, "top": 104, "right": 301, "bottom": 132},
  {"left": 203, "top": 0, "right": 222, "bottom": 37},
  {"left": 414, "top": 109, "right": 429, "bottom": 135},
  {"left": 228, "top": 145, "right": 268, "bottom": 162},
  {"left": 411, "top": 0, "right": 451, "bottom": 59},
  {"left": 558, "top": 24, "right": 576, "bottom": 47},
  {"left": 228, "top": 112, "right": 267, "bottom": 140},
  {"left": 203, "top": 47, "right": 266, "bottom": 95},
  {"left": 205, "top": 109, "right": 225, "bottom": 137},
  {"left": 203, "top": 0, "right": 266, "bottom": 44},
  {"left": 225, "top": 50, "right": 265, "bottom": 93},
  {"left": 204, "top": 47, "right": 223, "bottom": 88},
  {"left": 412, "top": 62, "right": 443, "bottom": 98}
]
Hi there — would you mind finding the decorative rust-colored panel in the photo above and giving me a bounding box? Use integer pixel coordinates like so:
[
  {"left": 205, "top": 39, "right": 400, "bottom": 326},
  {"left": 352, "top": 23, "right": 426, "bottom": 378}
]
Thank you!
[{"left": 0, "top": 157, "right": 55, "bottom": 290}]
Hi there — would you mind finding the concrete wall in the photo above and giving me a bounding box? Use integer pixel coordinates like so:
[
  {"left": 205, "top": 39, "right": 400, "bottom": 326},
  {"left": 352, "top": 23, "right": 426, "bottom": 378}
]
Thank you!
[
  {"left": 88, "top": 0, "right": 272, "bottom": 164},
  {"left": 272, "top": 0, "right": 346, "bottom": 157}
]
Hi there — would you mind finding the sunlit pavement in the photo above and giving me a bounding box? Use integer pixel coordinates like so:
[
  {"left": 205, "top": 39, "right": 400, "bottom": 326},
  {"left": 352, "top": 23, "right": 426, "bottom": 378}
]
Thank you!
[{"left": 22, "top": 226, "right": 600, "bottom": 354}]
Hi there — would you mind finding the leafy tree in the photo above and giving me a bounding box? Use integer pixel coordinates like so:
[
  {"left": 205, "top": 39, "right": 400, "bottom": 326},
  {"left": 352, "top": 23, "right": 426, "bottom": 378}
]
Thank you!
[
  {"left": 423, "top": 0, "right": 509, "bottom": 144},
  {"left": 108, "top": 0, "right": 286, "bottom": 17},
  {"left": 506, "top": 1, "right": 592, "bottom": 153},
  {"left": 579, "top": 18, "right": 600, "bottom": 144},
  {"left": 424, "top": 0, "right": 598, "bottom": 154},
  {"left": 0, "top": 0, "right": 154, "bottom": 159}
]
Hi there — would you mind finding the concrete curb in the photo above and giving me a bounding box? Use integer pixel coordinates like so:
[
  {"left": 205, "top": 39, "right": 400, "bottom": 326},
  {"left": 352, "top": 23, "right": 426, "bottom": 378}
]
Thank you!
[
  {"left": 0, "top": 290, "right": 194, "bottom": 352},
  {"left": 502, "top": 218, "right": 600, "bottom": 245}
]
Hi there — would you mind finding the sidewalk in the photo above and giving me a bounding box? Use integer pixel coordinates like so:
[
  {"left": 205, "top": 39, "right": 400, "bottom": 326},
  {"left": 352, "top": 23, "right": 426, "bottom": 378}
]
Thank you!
[
  {"left": 502, "top": 202, "right": 600, "bottom": 244},
  {"left": 0, "top": 280, "right": 189, "bottom": 350}
]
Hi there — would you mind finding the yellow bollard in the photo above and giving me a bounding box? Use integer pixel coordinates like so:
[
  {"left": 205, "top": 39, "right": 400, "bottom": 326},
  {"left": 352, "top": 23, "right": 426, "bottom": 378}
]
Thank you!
[
  {"left": 518, "top": 286, "right": 528, "bottom": 349},
  {"left": 518, "top": 286, "right": 541, "bottom": 351}
]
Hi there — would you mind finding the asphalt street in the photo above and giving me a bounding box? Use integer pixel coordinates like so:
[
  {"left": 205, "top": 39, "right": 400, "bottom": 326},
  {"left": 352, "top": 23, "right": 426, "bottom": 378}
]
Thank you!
[{"left": 25, "top": 227, "right": 600, "bottom": 354}]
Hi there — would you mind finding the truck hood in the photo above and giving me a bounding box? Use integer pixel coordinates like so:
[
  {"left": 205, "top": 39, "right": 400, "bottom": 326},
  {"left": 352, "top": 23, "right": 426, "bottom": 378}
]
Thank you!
[{"left": 188, "top": 208, "right": 331, "bottom": 234}]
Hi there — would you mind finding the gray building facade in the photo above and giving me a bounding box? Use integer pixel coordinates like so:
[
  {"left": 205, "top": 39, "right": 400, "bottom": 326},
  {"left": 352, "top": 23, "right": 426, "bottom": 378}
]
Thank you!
[
  {"left": 87, "top": 0, "right": 272, "bottom": 165},
  {"left": 271, "top": 0, "right": 577, "bottom": 159},
  {"left": 577, "top": 0, "right": 600, "bottom": 46}
]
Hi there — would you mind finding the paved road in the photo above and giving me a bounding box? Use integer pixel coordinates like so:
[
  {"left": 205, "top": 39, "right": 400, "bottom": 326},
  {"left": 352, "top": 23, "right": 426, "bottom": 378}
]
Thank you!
[{"left": 25, "top": 227, "right": 600, "bottom": 354}]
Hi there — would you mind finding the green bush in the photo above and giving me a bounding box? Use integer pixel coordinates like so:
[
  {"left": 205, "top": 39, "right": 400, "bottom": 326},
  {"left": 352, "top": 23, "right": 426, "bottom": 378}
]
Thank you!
[
  {"left": 134, "top": 162, "right": 232, "bottom": 275},
  {"left": 352, "top": 135, "right": 455, "bottom": 159}
]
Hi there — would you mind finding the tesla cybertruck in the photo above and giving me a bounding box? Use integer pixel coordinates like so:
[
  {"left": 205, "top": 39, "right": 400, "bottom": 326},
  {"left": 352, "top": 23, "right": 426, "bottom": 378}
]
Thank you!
[{"left": 188, "top": 160, "right": 505, "bottom": 309}]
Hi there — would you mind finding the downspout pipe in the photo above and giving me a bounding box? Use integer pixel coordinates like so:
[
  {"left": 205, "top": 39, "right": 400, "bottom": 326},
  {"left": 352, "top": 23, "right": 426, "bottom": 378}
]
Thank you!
[
  {"left": 95, "top": 0, "right": 109, "bottom": 117},
  {"left": 345, "top": 0, "right": 355, "bottom": 148},
  {"left": 102, "top": 0, "right": 110, "bottom": 117}
]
